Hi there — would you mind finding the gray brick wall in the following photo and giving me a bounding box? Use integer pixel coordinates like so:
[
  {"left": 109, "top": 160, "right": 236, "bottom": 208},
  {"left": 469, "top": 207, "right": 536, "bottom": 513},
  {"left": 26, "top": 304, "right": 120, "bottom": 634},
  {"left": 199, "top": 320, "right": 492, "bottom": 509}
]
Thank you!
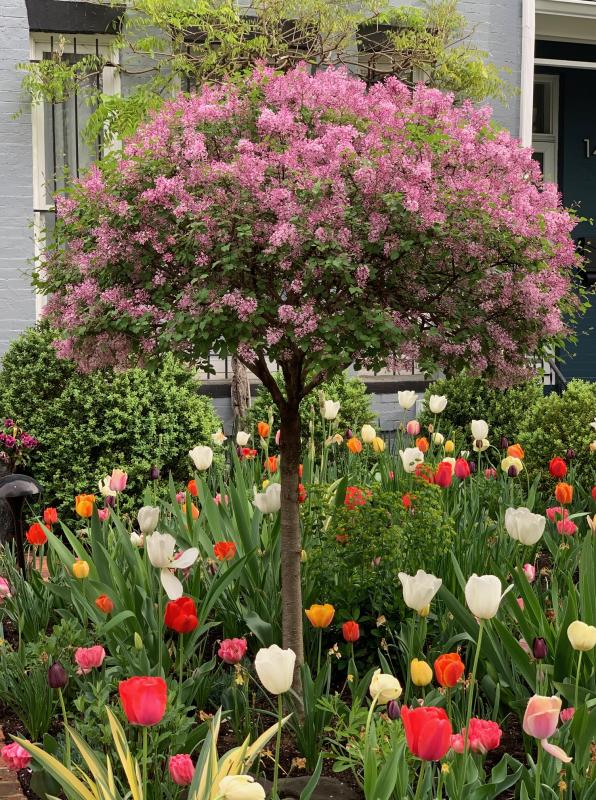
[{"left": 0, "top": 0, "right": 35, "bottom": 356}]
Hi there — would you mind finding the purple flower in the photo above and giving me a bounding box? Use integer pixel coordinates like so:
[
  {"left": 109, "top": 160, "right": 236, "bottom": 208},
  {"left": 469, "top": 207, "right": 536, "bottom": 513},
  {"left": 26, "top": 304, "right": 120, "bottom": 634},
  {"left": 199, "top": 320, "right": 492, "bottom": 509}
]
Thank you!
[{"left": 3, "top": 419, "right": 14, "bottom": 428}]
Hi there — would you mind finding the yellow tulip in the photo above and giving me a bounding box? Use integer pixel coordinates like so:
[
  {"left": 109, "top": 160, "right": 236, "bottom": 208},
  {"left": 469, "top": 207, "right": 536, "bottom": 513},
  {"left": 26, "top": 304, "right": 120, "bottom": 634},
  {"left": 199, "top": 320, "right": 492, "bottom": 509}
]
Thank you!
[
  {"left": 371, "top": 436, "right": 385, "bottom": 453},
  {"left": 72, "top": 559, "right": 90, "bottom": 580},
  {"left": 444, "top": 440, "right": 455, "bottom": 454},
  {"left": 567, "top": 620, "right": 596, "bottom": 651},
  {"left": 411, "top": 658, "right": 433, "bottom": 687},
  {"left": 305, "top": 603, "right": 335, "bottom": 628}
]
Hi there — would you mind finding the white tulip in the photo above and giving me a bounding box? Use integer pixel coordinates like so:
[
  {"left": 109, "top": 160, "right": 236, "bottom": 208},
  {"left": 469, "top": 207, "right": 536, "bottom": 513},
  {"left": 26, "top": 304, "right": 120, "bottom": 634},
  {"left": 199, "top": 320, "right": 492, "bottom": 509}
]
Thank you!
[
  {"left": 567, "top": 620, "right": 596, "bottom": 651},
  {"left": 254, "top": 645, "right": 296, "bottom": 694},
  {"left": 433, "top": 432, "right": 444, "bottom": 445},
  {"left": 505, "top": 507, "right": 546, "bottom": 546},
  {"left": 465, "top": 574, "right": 512, "bottom": 620},
  {"left": 218, "top": 776, "right": 266, "bottom": 800},
  {"left": 361, "top": 424, "right": 376, "bottom": 444},
  {"left": 253, "top": 483, "right": 282, "bottom": 514},
  {"left": 369, "top": 669, "right": 402, "bottom": 704},
  {"left": 98, "top": 476, "right": 116, "bottom": 498},
  {"left": 590, "top": 418, "right": 596, "bottom": 431},
  {"left": 137, "top": 505, "right": 160, "bottom": 535},
  {"left": 211, "top": 429, "right": 227, "bottom": 445},
  {"left": 397, "top": 390, "right": 417, "bottom": 410},
  {"left": 188, "top": 445, "right": 213, "bottom": 471},
  {"left": 323, "top": 400, "right": 340, "bottom": 420},
  {"left": 428, "top": 394, "right": 447, "bottom": 414},
  {"left": 236, "top": 431, "right": 251, "bottom": 446},
  {"left": 399, "top": 447, "right": 424, "bottom": 473},
  {"left": 471, "top": 419, "right": 489, "bottom": 440},
  {"left": 398, "top": 570, "right": 442, "bottom": 614},
  {"left": 473, "top": 438, "right": 490, "bottom": 453},
  {"left": 130, "top": 531, "right": 144, "bottom": 548},
  {"left": 146, "top": 532, "right": 199, "bottom": 599}
]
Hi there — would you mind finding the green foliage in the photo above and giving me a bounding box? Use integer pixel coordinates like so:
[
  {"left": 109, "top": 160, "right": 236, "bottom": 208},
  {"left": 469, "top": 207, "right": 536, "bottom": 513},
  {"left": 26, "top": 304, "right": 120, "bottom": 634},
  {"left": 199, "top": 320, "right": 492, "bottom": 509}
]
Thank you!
[
  {"left": 0, "top": 648, "right": 55, "bottom": 740},
  {"left": 17, "top": 0, "right": 510, "bottom": 143},
  {"left": 305, "top": 481, "right": 456, "bottom": 617},
  {"left": 517, "top": 380, "right": 596, "bottom": 480},
  {"left": 0, "top": 325, "right": 222, "bottom": 518},
  {"left": 419, "top": 372, "right": 543, "bottom": 446},
  {"left": 247, "top": 371, "right": 375, "bottom": 446}
]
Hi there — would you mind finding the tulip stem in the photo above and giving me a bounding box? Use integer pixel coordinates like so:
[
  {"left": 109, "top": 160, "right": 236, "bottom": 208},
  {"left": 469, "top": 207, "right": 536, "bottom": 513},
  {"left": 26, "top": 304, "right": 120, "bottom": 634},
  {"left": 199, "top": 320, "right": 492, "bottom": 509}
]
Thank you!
[
  {"left": 317, "top": 629, "right": 322, "bottom": 676},
  {"left": 404, "top": 617, "right": 415, "bottom": 704},
  {"left": 157, "top": 584, "right": 163, "bottom": 674},
  {"left": 58, "top": 688, "right": 71, "bottom": 770},
  {"left": 459, "top": 619, "right": 484, "bottom": 799},
  {"left": 414, "top": 760, "right": 427, "bottom": 800},
  {"left": 142, "top": 726, "right": 148, "bottom": 800},
  {"left": 271, "top": 693, "right": 283, "bottom": 800},
  {"left": 535, "top": 741, "right": 542, "bottom": 800},
  {"left": 436, "top": 765, "right": 444, "bottom": 800},
  {"left": 179, "top": 633, "right": 184, "bottom": 686},
  {"left": 574, "top": 651, "right": 583, "bottom": 710}
]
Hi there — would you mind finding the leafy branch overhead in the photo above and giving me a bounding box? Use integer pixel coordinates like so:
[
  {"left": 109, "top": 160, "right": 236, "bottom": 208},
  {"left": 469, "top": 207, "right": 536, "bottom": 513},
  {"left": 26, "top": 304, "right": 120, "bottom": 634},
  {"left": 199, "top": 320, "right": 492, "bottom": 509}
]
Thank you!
[{"left": 18, "top": 0, "right": 511, "bottom": 144}]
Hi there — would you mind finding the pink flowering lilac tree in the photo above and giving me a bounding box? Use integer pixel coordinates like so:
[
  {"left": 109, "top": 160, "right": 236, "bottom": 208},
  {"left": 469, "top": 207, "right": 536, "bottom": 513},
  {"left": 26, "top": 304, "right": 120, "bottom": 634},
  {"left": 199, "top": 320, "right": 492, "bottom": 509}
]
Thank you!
[{"left": 38, "top": 66, "right": 580, "bottom": 667}]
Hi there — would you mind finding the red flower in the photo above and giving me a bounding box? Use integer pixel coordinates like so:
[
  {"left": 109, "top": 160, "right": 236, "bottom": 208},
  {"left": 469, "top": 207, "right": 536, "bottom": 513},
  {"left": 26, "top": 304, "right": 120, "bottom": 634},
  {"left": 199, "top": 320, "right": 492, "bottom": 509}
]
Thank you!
[
  {"left": 187, "top": 479, "right": 198, "bottom": 497},
  {"left": 164, "top": 596, "right": 198, "bottom": 634},
  {"left": 548, "top": 457, "right": 567, "bottom": 479},
  {"left": 592, "top": 486, "right": 596, "bottom": 503},
  {"left": 95, "top": 594, "right": 114, "bottom": 614},
  {"left": 240, "top": 447, "right": 257, "bottom": 460},
  {"left": 297, "top": 483, "right": 307, "bottom": 503},
  {"left": 26, "top": 522, "right": 47, "bottom": 546},
  {"left": 434, "top": 462, "right": 453, "bottom": 488},
  {"left": 298, "top": 464, "right": 303, "bottom": 478},
  {"left": 43, "top": 507, "right": 58, "bottom": 526},
  {"left": 434, "top": 653, "right": 465, "bottom": 688},
  {"left": 342, "top": 621, "right": 360, "bottom": 643},
  {"left": 344, "top": 486, "right": 369, "bottom": 510},
  {"left": 119, "top": 676, "right": 167, "bottom": 726},
  {"left": 414, "top": 463, "right": 435, "bottom": 484},
  {"left": 265, "top": 455, "right": 278, "bottom": 473},
  {"left": 214, "top": 541, "right": 236, "bottom": 561},
  {"left": 401, "top": 705, "right": 452, "bottom": 761},
  {"left": 401, "top": 493, "right": 415, "bottom": 510},
  {"left": 454, "top": 458, "right": 471, "bottom": 479}
]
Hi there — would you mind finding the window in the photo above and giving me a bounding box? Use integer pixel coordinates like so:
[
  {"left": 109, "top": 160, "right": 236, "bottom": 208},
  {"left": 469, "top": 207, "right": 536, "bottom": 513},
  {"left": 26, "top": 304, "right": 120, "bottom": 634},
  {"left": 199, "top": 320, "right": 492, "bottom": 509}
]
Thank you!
[
  {"left": 30, "top": 33, "right": 119, "bottom": 317},
  {"left": 532, "top": 74, "right": 559, "bottom": 183}
]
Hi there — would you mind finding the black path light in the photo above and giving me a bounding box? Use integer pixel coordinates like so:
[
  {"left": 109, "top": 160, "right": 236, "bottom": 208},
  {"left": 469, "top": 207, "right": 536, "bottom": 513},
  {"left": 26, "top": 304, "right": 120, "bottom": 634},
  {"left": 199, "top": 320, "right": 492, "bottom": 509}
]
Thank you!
[{"left": 0, "top": 474, "right": 42, "bottom": 574}]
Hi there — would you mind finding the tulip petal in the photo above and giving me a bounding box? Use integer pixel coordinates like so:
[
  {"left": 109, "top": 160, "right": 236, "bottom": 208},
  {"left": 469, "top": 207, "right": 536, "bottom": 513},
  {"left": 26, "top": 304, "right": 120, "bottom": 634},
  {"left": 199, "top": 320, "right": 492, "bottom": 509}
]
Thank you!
[
  {"left": 541, "top": 739, "right": 572, "bottom": 763},
  {"left": 172, "top": 547, "right": 199, "bottom": 570},
  {"left": 161, "top": 569, "right": 183, "bottom": 600}
]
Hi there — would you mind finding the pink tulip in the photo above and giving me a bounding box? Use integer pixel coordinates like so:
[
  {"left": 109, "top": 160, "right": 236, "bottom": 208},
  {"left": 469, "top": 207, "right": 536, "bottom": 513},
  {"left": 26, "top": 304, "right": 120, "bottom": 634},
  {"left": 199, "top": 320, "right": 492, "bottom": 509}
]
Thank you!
[
  {"left": 522, "top": 563, "right": 536, "bottom": 583},
  {"left": 217, "top": 637, "right": 247, "bottom": 664},
  {"left": 214, "top": 493, "right": 229, "bottom": 506},
  {"left": 275, "top": 430, "right": 281, "bottom": 445},
  {"left": 74, "top": 645, "right": 106, "bottom": 674},
  {"left": 0, "top": 577, "right": 11, "bottom": 602},
  {"left": 523, "top": 695, "right": 571, "bottom": 762},
  {"left": 175, "top": 491, "right": 185, "bottom": 503},
  {"left": 168, "top": 754, "right": 195, "bottom": 785},
  {"left": 560, "top": 707, "right": 575, "bottom": 724},
  {"left": 1, "top": 743, "right": 31, "bottom": 770},
  {"left": 519, "top": 638, "right": 531, "bottom": 656},
  {"left": 109, "top": 468, "right": 128, "bottom": 493},
  {"left": 451, "top": 718, "right": 502, "bottom": 754},
  {"left": 98, "top": 508, "right": 110, "bottom": 522},
  {"left": 516, "top": 597, "right": 525, "bottom": 611},
  {"left": 484, "top": 468, "right": 497, "bottom": 480},
  {"left": 556, "top": 519, "right": 577, "bottom": 536},
  {"left": 546, "top": 506, "right": 568, "bottom": 522},
  {"left": 406, "top": 420, "right": 421, "bottom": 436}
]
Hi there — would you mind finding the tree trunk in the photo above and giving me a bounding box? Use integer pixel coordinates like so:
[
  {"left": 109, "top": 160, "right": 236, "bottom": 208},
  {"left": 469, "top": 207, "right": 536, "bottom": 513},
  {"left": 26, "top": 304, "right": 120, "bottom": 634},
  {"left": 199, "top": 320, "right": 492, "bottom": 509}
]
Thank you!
[
  {"left": 279, "top": 401, "right": 304, "bottom": 687},
  {"left": 231, "top": 356, "right": 251, "bottom": 422}
]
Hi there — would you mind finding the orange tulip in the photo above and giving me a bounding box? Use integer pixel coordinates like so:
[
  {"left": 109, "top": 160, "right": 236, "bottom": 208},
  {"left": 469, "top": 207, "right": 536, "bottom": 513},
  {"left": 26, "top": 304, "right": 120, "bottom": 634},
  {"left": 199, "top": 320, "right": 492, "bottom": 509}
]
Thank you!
[
  {"left": 182, "top": 502, "right": 200, "bottom": 520},
  {"left": 257, "top": 421, "right": 270, "bottom": 439},
  {"left": 415, "top": 436, "right": 429, "bottom": 453},
  {"left": 95, "top": 594, "right": 114, "bottom": 614},
  {"left": 305, "top": 603, "right": 335, "bottom": 628},
  {"left": 434, "top": 652, "right": 465, "bottom": 688},
  {"left": 265, "top": 455, "right": 278, "bottom": 473},
  {"left": 554, "top": 482, "right": 573, "bottom": 505},
  {"left": 346, "top": 437, "right": 362, "bottom": 454},
  {"left": 75, "top": 494, "right": 96, "bottom": 518},
  {"left": 507, "top": 443, "right": 525, "bottom": 460}
]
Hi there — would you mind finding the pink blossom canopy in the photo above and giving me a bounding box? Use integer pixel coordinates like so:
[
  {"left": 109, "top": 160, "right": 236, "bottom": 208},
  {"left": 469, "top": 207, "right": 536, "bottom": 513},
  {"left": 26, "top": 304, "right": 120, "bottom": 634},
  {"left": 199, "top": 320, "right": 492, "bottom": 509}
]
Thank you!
[{"left": 41, "top": 65, "right": 580, "bottom": 389}]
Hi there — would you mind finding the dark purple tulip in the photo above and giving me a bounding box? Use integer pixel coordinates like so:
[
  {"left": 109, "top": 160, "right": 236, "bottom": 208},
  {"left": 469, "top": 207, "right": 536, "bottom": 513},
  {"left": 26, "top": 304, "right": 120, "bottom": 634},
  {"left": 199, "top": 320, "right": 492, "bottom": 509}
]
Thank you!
[
  {"left": 48, "top": 661, "right": 68, "bottom": 689},
  {"left": 508, "top": 465, "right": 519, "bottom": 478},
  {"left": 469, "top": 461, "right": 477, "bottom": 474},
  {"left": 345, "top": 429, "right": 353, "bottom": 440},
  {"left": 500, "top": 436, "right": 509, "bottom": 450},
  {"left": 104, "top": 494, "right": 116, "bottom": 508},
  {"left": 387, "top": 700, "right": 401, "bottom": 720},
  {"left": 532, "top": 637, "right": 548, "bottom": 660},
  {"left": 565, "top": 449, "right": 575, "bottom": 461},
  {"left": 150, "top": 465, "right": 160, "bottom": 481}
]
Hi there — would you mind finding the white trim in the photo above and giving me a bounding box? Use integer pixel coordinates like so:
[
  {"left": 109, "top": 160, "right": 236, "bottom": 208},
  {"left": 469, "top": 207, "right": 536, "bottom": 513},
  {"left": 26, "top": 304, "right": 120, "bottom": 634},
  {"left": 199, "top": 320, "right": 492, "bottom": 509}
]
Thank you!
[
  {"left": 535, "top": 57, "right": 596, "bottom": 69},
  {"left": 520, "top": 0, "right": 536, "bottom": 146},
  {"left": 536, "top": 0, "right": 596, "bottom": 18}
]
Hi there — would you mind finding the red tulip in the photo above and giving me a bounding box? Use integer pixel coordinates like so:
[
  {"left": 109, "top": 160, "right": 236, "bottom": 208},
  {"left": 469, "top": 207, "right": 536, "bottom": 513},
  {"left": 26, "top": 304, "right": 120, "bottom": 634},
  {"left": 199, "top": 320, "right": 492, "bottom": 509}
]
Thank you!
[
  {"left": 119, "top": 676, "right": 167, "bottom": 726},
  {"left": 454, "top": 458, "right": 471, "bottom": 479},
  {"left": 434, "top": 462, "right": 452, "bottom": 488},
  {"left": 591, "top": 486, "right": 596, "bottom": 503},
  {"left": 26, "top": 522, "right": 47, "bottom": 546},
  {"left": 213, "top": 541, "right": 236, "bottom": 561},
  {"left": 164, "top": 597, "right": 198, "bottom": 634},
  {"left": 43, "top": 507, "right": 58, "bottom": 526},
  {"left": 342, "top": 621, "right": 360, "bottom": 643},
  {"left": 548, "top": 457, "right": 567, "bottom": 479},
  {"left": 187, "top": 479, "right": 198, "bottom": 497},
  {"left": 401, "top": 705, "right": 452, "bottom": 761}
]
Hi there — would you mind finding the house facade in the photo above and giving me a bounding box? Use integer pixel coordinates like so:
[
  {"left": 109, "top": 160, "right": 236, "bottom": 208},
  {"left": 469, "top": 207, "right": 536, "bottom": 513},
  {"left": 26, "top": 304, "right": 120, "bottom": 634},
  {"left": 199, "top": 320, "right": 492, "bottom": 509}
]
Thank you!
[{"left": 0, "top": 0, "right": 593, "bottom": 428}]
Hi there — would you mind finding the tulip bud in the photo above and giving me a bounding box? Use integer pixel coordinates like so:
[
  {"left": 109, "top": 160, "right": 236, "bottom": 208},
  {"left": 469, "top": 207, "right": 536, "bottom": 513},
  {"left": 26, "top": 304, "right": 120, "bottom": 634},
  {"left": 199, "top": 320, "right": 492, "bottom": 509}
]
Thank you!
[
  {"left": 386, "top": 700, "right": 401, "bottom": 720},
  {"left": 508, "top": 465, "right": 518, "bottom": 478},
  {"left": 72, "top": 559, "right": 90, "bottom": 579},
  {"left": 345, "top": 428, "right": 353, "bottom": 440},
  {"left": 500, "top": 436, "right": 509, "bottom": 450},
  {"left": 532, "top": 637, "right": 548, "bottom": 660},
  {"left": 150, "top": 466, "right": 160, "bottom": 481},
  {"left": 565, "top": 448, "right": 575, "bottom": 461},
  {"left": 48, "top": 661, "right": 68, "bottom": 689},
  {"left": 134, "top": 632, "right": 144, "bottom": 650},
  {"left": 104, "top": 494, "right": 116, "bottom": 508},
  {"left": 444, "top": 439, "right": 455, "bottom": 454},
  {"left": 469, "top": 461, "right": 477, "bottom": 474}
]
